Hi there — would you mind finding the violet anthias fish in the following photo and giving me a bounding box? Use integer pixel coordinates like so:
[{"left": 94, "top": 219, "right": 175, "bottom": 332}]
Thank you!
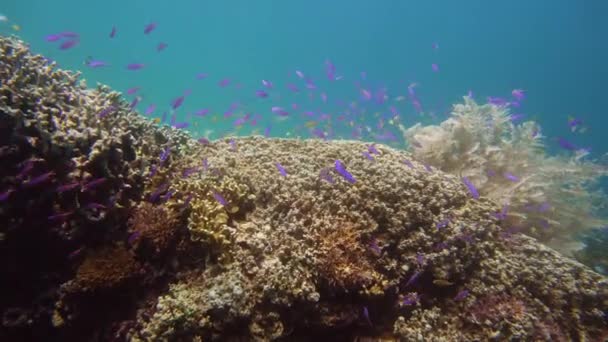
[
  {"left": 275, "top": 163, "right": 287, "bottom": 177},
  {"left": 59, "top": 39, "right": 79, "bottom": 50},
  {"left": 218, "top": 78, "right": 231, "bottom": 87},
  {"left": 97, "top": 106, "right": 116, "bottom": 118},
  {"left": 511, "top": 89, "right": 525, "bottom": 101},
  {"left": 431, "top": 63, "right": 439, "bottom": 72},
  {"left": 286, "top": 83, "right": 299, "bottom": 92},
  {"left": 45, "top": 34, "right": 62, "bottom": 42},
  {"left": 127, "top": 87, "right": 140, "bottom": 95},
  {"left": 262, "top": 79, "right": 273, "bottom": 89},
  {"left": 194, "top": 108, "right": 210, "bottom": 116},
  {"left": 503, "top": 172, "right": 520, "bottom": 182},
  {"left": 295, "top": 70, "right": 305, "bottom": 79},
  {"left": 145, "top": 104, "right": 156, "bottom": 115},
  {"left": 271, "top": 106, "right": 289, "bottom": 116},
  {"left": 462, "top": 177, "right": 479, "bottom": 199},
  {"left": 557, "top": 137, "right": 577, "bottom": 151},
  {"left": 196, "top": 73, "right": 208, "bottom": 80},
  {"left": 81, "top": 177, "right": 106, "bottom": 192},
  {"left": 126, "top": 63, "right": 145, "bottom": 71},
  {"left": 86, "top": 60, "right": 108, "bottom": 68},
  {"left": 335, "top": 160, "right": 356, "bottom": 183},
  {"left": 255, "top": 90, "right": 268, "bottom": 98},
  {"left": 109, "top": 25, "right": 117, "bottom": 38},
  {"left": 171, "top": 96, "right": 185, "bottom": 109},
  {"left": 487, "top": 96, "right": 508, "bottom": 106},
  {"left": 144, "top": 22, "right": 157, "bottom": 34},
  {"left": 212, "top": 191, "right": 227, "bottom": 206},
  {"left": 157, "top": 42, "right": 168, "bottom": 52}
]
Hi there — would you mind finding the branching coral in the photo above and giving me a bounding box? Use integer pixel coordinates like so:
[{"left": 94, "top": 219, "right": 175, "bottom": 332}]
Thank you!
[{"left": 400, "top": 96, "right": 608, "bottom": 252}]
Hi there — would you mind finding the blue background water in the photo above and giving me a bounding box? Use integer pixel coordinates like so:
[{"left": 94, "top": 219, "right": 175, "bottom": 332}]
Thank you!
[{"left": 2, "top": 0, "right": 607, "bottom": 154}]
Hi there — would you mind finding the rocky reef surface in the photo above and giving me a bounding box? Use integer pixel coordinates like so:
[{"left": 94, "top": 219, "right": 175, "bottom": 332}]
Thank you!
[{"left": 1, "top": 36, "right": 607, "bottom": 341}]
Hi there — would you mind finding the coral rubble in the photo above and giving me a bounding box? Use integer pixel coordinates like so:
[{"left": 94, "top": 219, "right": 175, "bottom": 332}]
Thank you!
[{"left": 1, "top": 36, "right": 607, "bottom": 341}]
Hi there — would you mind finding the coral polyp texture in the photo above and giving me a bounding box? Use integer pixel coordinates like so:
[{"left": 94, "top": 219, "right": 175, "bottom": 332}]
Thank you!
[{"left": 1, "top": 36, "right": 607, "bottom": 341}]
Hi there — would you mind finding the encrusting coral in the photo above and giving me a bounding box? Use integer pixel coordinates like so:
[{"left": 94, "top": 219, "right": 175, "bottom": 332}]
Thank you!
[
  {"left": 1, "top": 35, "right": 607, "bottom": 341},
  {"left": 401, "top": 96, "right": 608, "bottom": 254}
]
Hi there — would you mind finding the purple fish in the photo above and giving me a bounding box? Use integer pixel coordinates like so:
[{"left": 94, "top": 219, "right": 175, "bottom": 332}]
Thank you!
[
  {"left": 436, "top": 218, "right": 450, "bottom": 230},
  {"left": 212, "top": 191, "right": 227, "bottom": 206},
  {"left": 59, "top": 39, "right": 79, "bottom": 50},
  {"left": 194, "top": 108, "right": 210, "bottom": 116},
  {"left": 218, "top": 78, "right": 231, "bottom": 87},
  {"left": 129, "top": 96, "right": 141, "bottom": 109},
  {"left": 255, "top": 90, "right": 269, "bottom": 98},
  {"left": 172, "top": 96, "right": 185, "bottom": 109},
  {"left": 81, "top": 177, "right": 106, "bottom": 192},
  {"left": 487, "top": 97, "right": 508, "bottom": 106},
  {"left": 0, "top": 188, "right": 14, "bottom": 201},
  {"left": 45, "top": 34, "right": 62, "bottom": 42},
  {"left": 128, "top": 231, "right": 141, "bottom": 246},
  {"left": 275, "top": 163, "right": 287, "bottom": 177},
  {"left": 145, "top": 104, "right": 156, "bottom": 115},
  {"left": 362, "top": 306, "right": 372, "bottom": 326},
  {"left": 503, "top": 172, "right": 520, "bottom": 182},
  {"left": 454, "top": 289, "right": 469, "bottom": 301},
  {"left": 271, "top": 106, "right": 289, "bottom": 116},
  {"left": 557, "top": 137, "right": 576, "bottom": 151},
  {"left": 405, "top": 270, "right": 421, "bottom": 287},
  {"left": 160, "top": 147, "right": 171, "bottom": 163},
  {"left": 431, "top": 63, "right": 439, "bottom": 72},
  {"left": 157, "top": 42, "right": 168, "bottom": 52},
  {"left": 334, "top": 160, "right": 356, "bottom": 184},
  {"left": 403, "top": 159, "right": 415, "bottom": 169},
  {"left": 286, "top": 83, "right": 299, "bottom": 93},
  {"left": 509, "top": 113, "right": 525, "bottom": 122},
  {"left": 264, "top": 125, "right": 271, "bottom": 137},
  {"left": 173, "top": 122, "right": 189, "bottom": 129},
  {"left": 511, "top": 89, "right": 525, "bottom": 101},
  {"left": 325, "top": 59, "right": 336, "bottom": 80},
  {"left": 160, "top": 111, "right": 168, "bottom": 123},
  {"left": 362, "top": 151, "right": 374, "bottom": 161},
  {"left": 144, "top": 22, "right": 157, "bottom": 34},
  {"left": 149, "top": 183, "right": 169, "bottom": 202},
  {"left": 86, "top": 60, "right": 108, "bottom": 68},
  {"left": 23, "top": 171, "right": 55, "bottom": 188},
  {"left": 57, "top": 182, "right": 80, "bottom": 193},
  {"left": 126, "top": 63, "right": 145, "bottom": 71},
  {"left": 198, "top": 137, "right": 210, "bottom": 145},
  {"left": 182, "top": 167, "right": 199, "bottom": 178},
  {"left": 403, "top": 292, "right": 420, "bottom": 306},
  {"left": 48, "top": 211, "right": 74, "bottom": 222},
  {"left": 262, "top": 79, "right": 273, "bottom": 89},
  {"left": 109, "top": 26, "right": 117, "bottom": 38},
  {"left": 196, "top": 73, "right": 208, "bottom": 80},
  {"left": 462, "top": 177, "right": 479, "bottom": 199},
  {"left": 127, "top": 87, "right": 140, "bottom": 95}
]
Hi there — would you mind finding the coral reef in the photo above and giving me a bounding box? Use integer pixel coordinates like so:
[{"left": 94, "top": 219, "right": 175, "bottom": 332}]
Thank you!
[
  {"left": 401, "top": 97, "right": 608, "bottom": 254},
  {"left": 1, "top": 35, "right": 607, "bottom": 341}
]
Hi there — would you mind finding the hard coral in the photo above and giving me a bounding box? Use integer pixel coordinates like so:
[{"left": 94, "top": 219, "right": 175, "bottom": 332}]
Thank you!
[
  {"left": 314, "top": 219, "right": 378, "bottom": 290},
  {"left": 69, "top": 245, "right": 141, "bottom": 292},
  {"left": 128, "top": 202, "right": 181, "bottom": 257}
]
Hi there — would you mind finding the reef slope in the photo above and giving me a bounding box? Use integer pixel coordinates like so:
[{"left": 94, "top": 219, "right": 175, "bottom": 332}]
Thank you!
[{"left": 1, "top": 36, "right": 607, "bottom": 341}]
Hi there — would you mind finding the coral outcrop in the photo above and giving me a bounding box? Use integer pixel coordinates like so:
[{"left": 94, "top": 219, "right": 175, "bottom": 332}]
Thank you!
[
  {"left": 401, "top": 97, "right": 608, "bottom": 253},
  {"left": 1, "top": 36, "right": 607, "bottom": 341}
]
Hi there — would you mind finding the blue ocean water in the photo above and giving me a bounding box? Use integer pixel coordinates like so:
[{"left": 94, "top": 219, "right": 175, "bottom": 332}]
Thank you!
[{"left": 1, "top": 1, "right": 607, "bottom": 150}]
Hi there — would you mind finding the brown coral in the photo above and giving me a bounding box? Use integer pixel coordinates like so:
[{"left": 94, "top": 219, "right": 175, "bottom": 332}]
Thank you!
[
  {"left": 468, "top": 293, "right": 527, "bottom": 325},
  {"left": 314, "top": 219, "right": 378, "bottom": 290},
  {"left": 128, "top": 201, "right": 181, "bottom": 257},
  {"left": 71, "top": 245, "right": 141, "bottom": 292}
]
